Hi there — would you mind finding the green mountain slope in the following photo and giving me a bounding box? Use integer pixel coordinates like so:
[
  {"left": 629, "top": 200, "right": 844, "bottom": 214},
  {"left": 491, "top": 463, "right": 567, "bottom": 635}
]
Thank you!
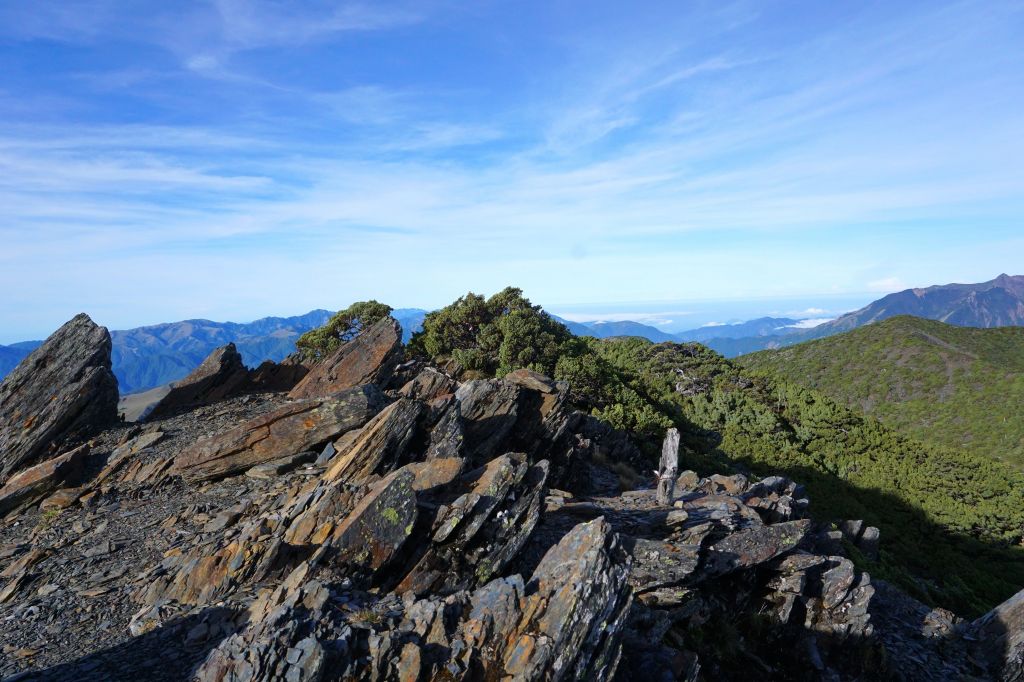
[{"left": 737, "top": 316, "right": 1024, "bottom": 468}]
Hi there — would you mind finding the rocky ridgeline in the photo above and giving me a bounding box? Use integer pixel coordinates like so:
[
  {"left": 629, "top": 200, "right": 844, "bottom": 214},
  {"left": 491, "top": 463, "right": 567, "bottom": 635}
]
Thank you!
[{"left": 0, "top": 315, "right": 1022, "bottom": 681}]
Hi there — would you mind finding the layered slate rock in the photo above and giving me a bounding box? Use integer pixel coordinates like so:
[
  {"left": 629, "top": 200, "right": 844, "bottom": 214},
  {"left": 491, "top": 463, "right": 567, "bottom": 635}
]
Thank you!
[
  {"left": 171, "top": 385, "right": 385, "bottom": 482},
  {"left": 195, "top": 517, "right": 632, "bottom": 682},
  {"left": 0, "top": 314, "right": 118, "bottom": 483},
  {"left": 323, "top": 398, "right": 422, "bottom": 484},
  {"left": 288, "top": 317, "right": 403, "bottom": 400},
  {"left": 0, "top": 443, "right": 88, "bottom": 517},
  {"left": 454, "top": 378, "right": 521, "bottom": 464},
  {"left": 146, "top": 343, "right": 250, "bottom": 420},
  {"left": 397, "top": 453, "right": 550, "bottom": 595}
]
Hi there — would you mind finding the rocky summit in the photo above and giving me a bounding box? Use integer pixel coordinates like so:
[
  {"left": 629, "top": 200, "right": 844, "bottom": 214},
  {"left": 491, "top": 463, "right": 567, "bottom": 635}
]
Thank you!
[{"left": 0, "top": 314, "right": 1022, "bottom": 681}]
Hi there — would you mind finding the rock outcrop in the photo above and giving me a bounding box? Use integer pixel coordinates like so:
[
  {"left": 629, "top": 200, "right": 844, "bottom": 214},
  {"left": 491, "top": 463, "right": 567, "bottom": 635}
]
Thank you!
[
  {"left": 146, "top": 343, "right": 250, "bottom": 420},
  {"left": 171, "top": 385, "right": 385, "bottom": 482},
  {"left": 0, "top": 314, "right": 118, "bottom": 483},
  {"left": 288, "top": 317, "right": 403, "bottom": 400}
]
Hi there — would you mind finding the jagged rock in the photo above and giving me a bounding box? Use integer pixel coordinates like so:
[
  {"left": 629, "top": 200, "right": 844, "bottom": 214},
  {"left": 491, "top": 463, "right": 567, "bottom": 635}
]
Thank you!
[
  {"left": 504, "top": 368, "right": 573, "bottom": 453},
  {"left": 195, "top": 567, "right": 329, "bottom": 682},
  {"left": 742, "top": 475, "right": 809, "bottom": 523},
  {"left": 454, "top": 517, "right": 632, "bottom": 680},
  {"left": 839, "top": 519, "right": 881, "bottom": 560},
  {"left": 172, "top": 385, "right": 385, "bottom": 482},
  {"left": 423, "top": 400, "right": 463, "bottom": 460},
  {"left": 676, "top": 470, "right": 700, "bottom": 490},
  {"left": 146, "top": 343, "right": 250, "bottom": 420},
  {"left": 398, "top": 366, "right": 457, "bottom": 403},
  {"left": 248, "top": 355, "right": 310, "bottom": 393},
  {"left": 288, "top": 317, "right": 403, "bottom": 399},
  {"left": 0, "top": 443, "right": 89, "bottom": 517},
  {"left": 323, "top": 398, "right": 422, "bottom": 484},
  {"left": 622, "top": 535, "right": 701, "bottom": 599},
  {"left": 0, "top": 314, "right": 118, "bottom": 483},
  {"left": 403, "top": 457, "right": 466, "bottom": 492},
  {"left": 397, "top": 453, "right": 549, "bottom": 595},
  {"left": 455, "top": 378, "right": 521, "bottom": 464}
]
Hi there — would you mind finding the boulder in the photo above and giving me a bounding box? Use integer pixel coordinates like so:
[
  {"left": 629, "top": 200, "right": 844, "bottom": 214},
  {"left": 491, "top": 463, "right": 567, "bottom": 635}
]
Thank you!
[
  {"left": 146, "top": 343, "right": 250, "bottom": 420},
  {"left": 172, "top": 385, "right": 385, "bottom": 482},
  {"left": 0, "top": 314, "right": 118, "bottom": 483},
  {"left": 0, "top": 443, "right": 89, "bottom": 517},
  {"left": 288, "top": 317, "right": 403, "bottom": 399}
]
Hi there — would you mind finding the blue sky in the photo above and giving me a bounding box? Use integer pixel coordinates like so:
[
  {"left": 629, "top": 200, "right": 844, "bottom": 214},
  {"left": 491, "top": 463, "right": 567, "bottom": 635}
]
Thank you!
[{"left": 0, "top": 0, "right": 1022, "bottom": 341}]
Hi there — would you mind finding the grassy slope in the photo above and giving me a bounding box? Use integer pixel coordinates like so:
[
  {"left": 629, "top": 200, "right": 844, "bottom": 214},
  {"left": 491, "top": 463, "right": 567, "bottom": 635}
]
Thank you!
[
  {"left": 737, "top": 316, "right": 1024, "bottom": 469},
  {"left": 592, "top": 337, "right": 1024, "bottom": 617}
]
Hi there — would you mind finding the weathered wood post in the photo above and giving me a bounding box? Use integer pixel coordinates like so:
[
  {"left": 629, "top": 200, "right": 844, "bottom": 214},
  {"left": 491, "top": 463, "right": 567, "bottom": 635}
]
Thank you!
[{"left": 657, "top": 427, "right": 680, "bottom": 505}]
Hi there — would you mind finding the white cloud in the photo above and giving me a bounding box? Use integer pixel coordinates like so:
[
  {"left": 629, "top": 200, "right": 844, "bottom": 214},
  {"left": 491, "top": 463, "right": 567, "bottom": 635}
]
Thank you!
[{"left": 781, "top": 317, "right": 834, "bottom": 329}]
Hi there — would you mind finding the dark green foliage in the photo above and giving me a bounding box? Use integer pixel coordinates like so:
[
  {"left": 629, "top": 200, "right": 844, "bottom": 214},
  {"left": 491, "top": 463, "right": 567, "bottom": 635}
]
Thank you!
[
  {"left": 408, "top": 292, "right": 1024, "bottom": 615},
  {"left": 739, "top": 316, "right": 1024, "bottom": 469},
  {"left": 594, "top": 338, "right": 1024, "bottom": 616},
  {"left": 407, "top": 287, "right": 573, "bottom": 376},
  {"left": 295, "top": 300, "right": 393, "bottom": 360}
]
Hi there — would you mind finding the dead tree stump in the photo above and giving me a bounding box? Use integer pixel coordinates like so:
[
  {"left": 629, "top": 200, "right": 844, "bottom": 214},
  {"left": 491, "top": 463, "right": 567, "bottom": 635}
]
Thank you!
[{"left": 657, "top": 427, "right": 680, "bottom": 505}]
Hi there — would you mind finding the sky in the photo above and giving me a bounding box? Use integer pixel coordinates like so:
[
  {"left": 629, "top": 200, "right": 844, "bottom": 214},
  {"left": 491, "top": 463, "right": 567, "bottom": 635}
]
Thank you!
[{"left": 0, "top": 0, "right": 1022, "bottom": 341}]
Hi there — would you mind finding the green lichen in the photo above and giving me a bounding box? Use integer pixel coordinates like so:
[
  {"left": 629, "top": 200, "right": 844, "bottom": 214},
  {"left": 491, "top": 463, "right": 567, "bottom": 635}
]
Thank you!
[{"left": 382, "top": 507, "right": 401, "bottom": 524}]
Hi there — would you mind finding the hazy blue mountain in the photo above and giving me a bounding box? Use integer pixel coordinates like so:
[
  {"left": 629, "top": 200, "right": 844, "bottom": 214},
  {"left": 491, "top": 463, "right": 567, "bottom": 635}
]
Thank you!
[
  {"left": 583, "top": 320, "right": 677, "bottom": 342},
  {"left": 109, "top": 310, "right": 336, "bottom": 393},
  {"left": 0, "top": 343, "right": 36, "bottom": 378},
  {"left": 392, "top": 308, "right": 428, "bottom": 342},
  {"left": 676, "top": 317, "right": 801, "bottom": 342},
  {"left": 548, "top": 314, "right": 599, "bottom": 337}
]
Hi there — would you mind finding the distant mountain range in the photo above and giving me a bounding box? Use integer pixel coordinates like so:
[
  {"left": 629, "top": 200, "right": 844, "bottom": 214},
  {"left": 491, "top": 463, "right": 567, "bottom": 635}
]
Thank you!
[
  {"left": 553, "top": 316, "right": 806, "bottom": 348},
  {"left": 711, "top": 274, "right": 1024, "bottom": 355},
  {"left": 740, "top": 315, "right": 1024, "bottom": 469},
  {"left": 3, "top": 275, "right": 1020, "bottom": 392},
  {"left": 0, "top": 308, "right": 428, "bottom": 394}
]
